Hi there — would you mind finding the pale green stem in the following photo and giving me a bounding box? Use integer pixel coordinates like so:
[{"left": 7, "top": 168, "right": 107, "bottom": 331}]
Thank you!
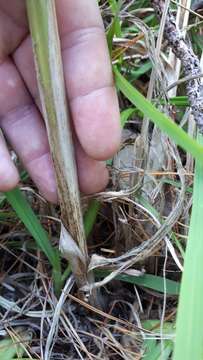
[{"left": 26, "top": 0, "right": 88, "bottom": 289}]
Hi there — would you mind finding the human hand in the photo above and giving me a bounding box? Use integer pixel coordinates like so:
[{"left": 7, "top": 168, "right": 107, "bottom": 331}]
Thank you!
[{"left": 0, "top": 0, "right": 121, "bottom": 203}]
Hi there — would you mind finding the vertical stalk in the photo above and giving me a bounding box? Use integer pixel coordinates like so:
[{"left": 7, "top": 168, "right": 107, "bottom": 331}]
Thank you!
[
  {"left": 173, "top": 133, "right": 203, "bottom": 360},
  {"left": 26, "top": 0, "right": 88, "bottom": 289}
]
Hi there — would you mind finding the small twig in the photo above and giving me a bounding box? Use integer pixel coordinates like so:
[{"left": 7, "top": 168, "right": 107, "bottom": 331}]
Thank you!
[
  {"left": 167, "top": 73, "right": 203, "bottom": 92},
  {"left": 171, "top": 0, "right": 203, "bottom": 19}
]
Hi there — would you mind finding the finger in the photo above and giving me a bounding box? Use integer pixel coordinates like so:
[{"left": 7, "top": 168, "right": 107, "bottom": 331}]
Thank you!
[
  {"left": 0, "top": 132, "right": 19, "bottom": 191},
  {"left": 56, "top": 0, "right": 121, "bottom": 160},
  {"left": 14, "top": 0, "right": 121, "bottom": 161},
  {"left": 0, "top": 1, "right": 112, "bottom": 198},
  {"left": 0, "top": 0, "right": 27, "bottom": 62},
  {"left": 0, "top": 59, "right": 109, "bottom": 200},
  {"left": 75, "top": 139, "right": 109, "bottom": 194},
  {"left": 0, "top": 59, "right": 57, "bottom": 202}
]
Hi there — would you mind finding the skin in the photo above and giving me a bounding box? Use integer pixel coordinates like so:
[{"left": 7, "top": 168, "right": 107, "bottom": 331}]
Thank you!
[{"left": 0, "top": 0, "right": 121, "bottom": 203}]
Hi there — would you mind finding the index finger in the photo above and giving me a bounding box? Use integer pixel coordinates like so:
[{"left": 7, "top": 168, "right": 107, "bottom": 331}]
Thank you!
[{"left": 56, "top": 0, "right": 121, "bottom": 160}]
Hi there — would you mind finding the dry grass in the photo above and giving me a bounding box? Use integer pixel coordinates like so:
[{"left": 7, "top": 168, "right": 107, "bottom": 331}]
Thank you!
[{"left": 0, "top": 1, "right": 202, "bottom": 359}]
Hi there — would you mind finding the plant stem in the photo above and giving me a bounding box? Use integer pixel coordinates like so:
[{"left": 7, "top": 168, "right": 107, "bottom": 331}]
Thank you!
[{"left": 26, "top": 0, "right": 88, "bottom": 289}]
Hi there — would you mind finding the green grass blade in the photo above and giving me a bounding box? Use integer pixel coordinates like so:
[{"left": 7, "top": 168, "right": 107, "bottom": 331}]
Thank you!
[
  {"left": 143, "top": 321, "right": 175, "bottom": 360},
  {"left": 106, "top": 18, "right": 116, "bottom": 56},
  {"left": 0, "top": 330, "right": 32, "bottom": 360},
  {"left": 5, "top": 187, "right": 59, "bottom": 270},
  {"left": 144, "top": 338, "right": 157, "bottom": 360},
  {"left": 120, "top": 107, "right": 135, "bottom": 127},
  {"left": 173, "top": 133, "right": 203, "bottom": 359},
  {"left": 114, "top": 67, "right": 203, "bottom": 162},
  {"left": 84, "top": 199, "right": 101, "bottom": 238},
  {"left": 144, "top": 340, "right": 173, "bottom": 360},
  {"left": 0, "top": 193, "right": 5, "bottom": 208},
  {"left": 123, "top": 61, "right": 152, "bottom": 80},
  {"left": 108, "top": 0, "right": 122, "bottom": 37},
  {"left": 95, "top": 270, "right": 180, "bottom": 295},
  {"left": 166, "top": 96, "right": 189, "bottom": 107},
  {"left": 0, "top": 338, "right": 23, "bottom": 360}
]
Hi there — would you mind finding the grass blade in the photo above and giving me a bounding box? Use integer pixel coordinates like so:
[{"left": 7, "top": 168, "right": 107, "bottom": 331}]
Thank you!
[
  {"left": 107, "top": 0, "right": 122, "bottom": 37},
  {"left": 173, "top": 133, "right": 203, "bottom": 359},
  {"left": 5, "top": 188, "right": 59, "bottom": 270},
  {"left": 143, "top": 321, "right": 175, "bottom": 360},
  {"left": 120, "top": 107, "right": 135, "bottom": 127},
  {"left": 84, "top": 200, "right": 101, "bottom": 238},
  {"left": 0, "top": 330, "right": 31, "bottom": 360},
  {"left": 114, "top": 67, "right": 203, "bottom": 162},
  {"left": 95, "top": 270, "right": 180, "bottom": 295},
  {"left": 144, "top": 340, "right": 173, "bottom": 360}
]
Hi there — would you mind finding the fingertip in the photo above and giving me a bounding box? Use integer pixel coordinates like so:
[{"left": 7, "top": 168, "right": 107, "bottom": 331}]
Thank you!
[
  {"left": 72, "top": 86, "right": 121, "bottom": 161},
  {"left": 79, "top": 162, "right": 109, "bottom": 194},
  {"left": 40, "top": 186, "right": 58, "bottom": 204},
  {"left": 0, "top": 164, "right": 19, "bottom": 192},
  {"left": 26, "top": 153, "right": 58, "bottom": 204},
  {"left": 75, "top": 142, "right": 109, "bottom": 194},
  {"left": 87, "top": 123, "right": 121, "bottom": 161}
]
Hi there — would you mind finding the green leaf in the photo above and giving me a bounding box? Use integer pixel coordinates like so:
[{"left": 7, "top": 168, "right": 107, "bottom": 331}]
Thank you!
[
  {"left": 114, "top": 67, "right": 203, "bottom": 163},
  {"left": 167, "top": 96, "right": 189, "bottom": 107},
  {"left": 173, "top": 133, "right": 203, "bottom": 360},
  {"left": 144, "top": 340, "right": 173, "bottom": 360},
  {"left": 108, "top": 0, "right": 122, "bottom": 37},
  {"left": 0, "top": 330, "right": 32, "bottom": 360},
  {"left": 95, "top": 270, "right": 180, "bottom": 295},
  {"left": 0, "top": 193, "right": 5, "bottom": 208},
  {"left": 84, "top": 199, "right": 101, "bottom": 238},
  {"left": 120, "top": 107, "right": 135, "bottom": 127},
  {"left": 0, "top": 338, "right": 23, "bottom": 360},
  {"left": 143, "top": 321, "right": 174, "bottom": 360},
  {"left": 5, "top": 188, "right": 59, "bottom": 270},
  {"left": 124, "top": 61, "right": 152, "bottom": 80},
  {"left": 106, "top": 18, "right": 117, "bottom": 56}
]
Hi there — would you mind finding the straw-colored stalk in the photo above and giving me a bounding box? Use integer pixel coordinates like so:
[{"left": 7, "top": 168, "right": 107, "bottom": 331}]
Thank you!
[{"left": 26, "top": 0, "right": 88, "bottom": 290}]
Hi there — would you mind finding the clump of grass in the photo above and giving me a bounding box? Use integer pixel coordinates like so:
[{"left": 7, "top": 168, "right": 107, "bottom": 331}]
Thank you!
[{"left": 1, "top": 1, "right": 203, "bottom": 359}]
